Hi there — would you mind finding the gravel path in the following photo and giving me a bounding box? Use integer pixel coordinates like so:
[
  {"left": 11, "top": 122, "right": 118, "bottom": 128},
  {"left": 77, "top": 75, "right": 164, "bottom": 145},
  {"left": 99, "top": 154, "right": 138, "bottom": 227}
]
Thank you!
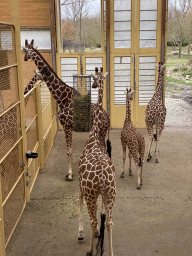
[{"left": 165, "top": 82, "right": 192, "bottom": 127}]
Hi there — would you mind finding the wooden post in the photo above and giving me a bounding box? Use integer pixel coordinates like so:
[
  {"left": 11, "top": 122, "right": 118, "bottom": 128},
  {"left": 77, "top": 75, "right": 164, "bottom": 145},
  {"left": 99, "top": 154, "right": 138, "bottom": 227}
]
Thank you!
[
  {"left": 106, "top": 0, "right": 110, "bottom": 116},
  {"left": 0, "top": 174, "right": 6, "bottom": 256},
  {"left": 35, "top": 82, "right": 45, "bottom": 170},
  {"left": 10, "top": 0, "right": 30, "bottom": 202},
  {"left": 161, "top": 0, "right": 168, "bottom": 102}
]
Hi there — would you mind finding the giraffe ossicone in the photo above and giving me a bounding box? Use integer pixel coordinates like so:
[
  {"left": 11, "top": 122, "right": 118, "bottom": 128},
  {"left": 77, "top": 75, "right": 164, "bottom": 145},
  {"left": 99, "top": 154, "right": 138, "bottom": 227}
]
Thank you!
[{"left": 78, "top": 67, "right": 116, "bottom": 256}]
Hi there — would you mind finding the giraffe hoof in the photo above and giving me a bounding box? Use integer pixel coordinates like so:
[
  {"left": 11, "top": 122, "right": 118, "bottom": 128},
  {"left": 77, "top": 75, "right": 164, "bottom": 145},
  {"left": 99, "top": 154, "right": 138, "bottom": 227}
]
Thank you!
[
  {"left": 78, "top": 236, "right": 84, "bottom": 241},
  {"left": 66, "top": 174, "right": 73, "bottom": 178},
  {"left": 155, "top": 159, "right": 159, "bottom": 163},
  {"left": 86, "top": 252, "right": 93, "bottom": 256},
  {"left": 137, "top": 186, "right": 141, "bottom": 190},
  {"left": 65, "top": 175, "right": 73, "bottom": 181},
  {"left": 147, "top": 156, "right": 152, "bottom": 162},
  {"left": 120, "top": 173, "right": 124, "bottom": 178},
  {"left": 129, "top": 172, "right": 133, "bottom": 176}
]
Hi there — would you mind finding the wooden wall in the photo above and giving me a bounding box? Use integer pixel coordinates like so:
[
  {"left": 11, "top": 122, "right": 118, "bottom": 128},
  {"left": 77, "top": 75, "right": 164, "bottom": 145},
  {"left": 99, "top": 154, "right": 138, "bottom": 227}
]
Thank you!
[
  {"left": 19, "top": 0, "right": 50, "bottom": 27},
  {"left": 0, "top": 0, "right": 50, "bottom": 27},
  {"left": 0, "top": 0, "right": 53, "bottom": 91}
]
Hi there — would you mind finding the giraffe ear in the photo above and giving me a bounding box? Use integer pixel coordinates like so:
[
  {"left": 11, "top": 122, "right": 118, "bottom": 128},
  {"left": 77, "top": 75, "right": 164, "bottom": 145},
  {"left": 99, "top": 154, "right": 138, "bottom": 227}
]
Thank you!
[
  {"left": 25, "top": 39, "right": 29, "bottom": 48},
  {"left": 30, "top": 39, "right": 34, "bottom": 48},
  {"left": 103, "top": 72, "right": 108, "bottom": 79}
]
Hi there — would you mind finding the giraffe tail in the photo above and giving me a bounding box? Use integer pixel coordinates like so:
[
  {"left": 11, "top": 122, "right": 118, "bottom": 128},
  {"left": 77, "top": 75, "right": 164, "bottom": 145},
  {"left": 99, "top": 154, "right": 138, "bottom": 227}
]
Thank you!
[
  {"left": 106, "top": 126, "right": 112, "bottom": 159},
  {"left": 95, "top": 213, "right": 106, "bottom": 256}
]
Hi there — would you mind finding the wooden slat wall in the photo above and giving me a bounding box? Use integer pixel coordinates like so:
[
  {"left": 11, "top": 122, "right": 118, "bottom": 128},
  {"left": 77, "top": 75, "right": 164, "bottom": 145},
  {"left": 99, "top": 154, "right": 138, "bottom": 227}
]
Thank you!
[
  {"left": 0, "top": 1, "right": 11, "bottom": 23},
  {"left": 19, "top": 0, "right": 50, "bottom": 27},
  {"left": 0, "top": 0, "right": 50, "bottom": 26}
]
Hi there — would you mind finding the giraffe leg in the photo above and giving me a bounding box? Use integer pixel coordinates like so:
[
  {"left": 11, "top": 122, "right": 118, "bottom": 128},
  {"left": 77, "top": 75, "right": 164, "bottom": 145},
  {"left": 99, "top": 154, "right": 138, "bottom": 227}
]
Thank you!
[
  {"left": 128, "top": 152, "right": 132, "bottom": 176},
  {"left": 147, "top": 126, "right": 153, "bottom": 161},
  {"left": 94, "top": 201, "right": 99, "bottom": 238},
  {"left": 155, "top": 140, "right": 159, "bottom": 163},
  {"left": 147, "top": 137, "right": 153, "bottom": 161},
  {"left": 136, "top": 164, "right": 142, "bottom": 190},
  {"left": 104, "top": 197, "right": 115, "bottom": 256},
  {"left": 78, "top": 193, "right": 84, "bottom": 241},
  {"left": 120, "top": 143, "right": 126, "bottom": 178},
  {"left": 64, "top": 126, "right": 73, "bottom": 181},
  {"left": 86, "top": 200, "right": 98, "bottom": 256}
]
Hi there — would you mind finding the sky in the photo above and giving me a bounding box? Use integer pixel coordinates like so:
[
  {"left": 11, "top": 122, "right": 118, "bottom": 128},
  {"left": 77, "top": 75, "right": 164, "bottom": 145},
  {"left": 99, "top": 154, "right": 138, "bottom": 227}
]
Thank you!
[{"left": 60, "top": 0, "right": 101, "bottom": 19}]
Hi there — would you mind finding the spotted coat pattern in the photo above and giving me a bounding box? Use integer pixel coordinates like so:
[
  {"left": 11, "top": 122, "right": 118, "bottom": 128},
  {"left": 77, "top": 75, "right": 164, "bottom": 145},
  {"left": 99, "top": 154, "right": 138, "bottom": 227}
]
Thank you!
[
  {"left": 120, "top": 89, "right": 145, "bottom": 190},
  {"left": 23, "top": 40, "right": 110, "bottom": 181},
  {"left": 145, "top": 62, "right": 166, "bottom": 163},
  {"left": 78, "top": 68, "right": 116, "bottom": 256}
]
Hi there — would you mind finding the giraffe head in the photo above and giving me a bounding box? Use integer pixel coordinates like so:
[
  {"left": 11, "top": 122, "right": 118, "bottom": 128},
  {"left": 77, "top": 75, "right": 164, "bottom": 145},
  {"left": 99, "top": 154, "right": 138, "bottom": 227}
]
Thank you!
[
  {"left": 125, "top": 88, "right": 134, "bottom": 102},
  {"left": 34, "top": 70, "right": 43, "bottom": 80},
  {"left": 23, "top": 39, "right": 35, "bottom": 61},
  {"left": 91, "top": 67, "right": 108, "bottom": 89},
  {"left": 156, "top": 62, "right": 165, "bottom": 77}
]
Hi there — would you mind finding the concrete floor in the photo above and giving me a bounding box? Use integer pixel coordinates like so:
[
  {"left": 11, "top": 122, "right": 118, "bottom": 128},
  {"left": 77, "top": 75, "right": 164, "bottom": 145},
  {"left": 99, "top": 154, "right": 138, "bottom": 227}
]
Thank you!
[{"left": 6, "top": 125, "right": 192, "bottom": 256}]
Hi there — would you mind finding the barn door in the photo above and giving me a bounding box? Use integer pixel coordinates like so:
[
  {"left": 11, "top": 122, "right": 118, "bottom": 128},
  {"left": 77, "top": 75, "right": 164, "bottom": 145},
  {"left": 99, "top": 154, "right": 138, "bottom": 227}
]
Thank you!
[{"left": 110, "top": 0, "right": 162, "bottom": 128}]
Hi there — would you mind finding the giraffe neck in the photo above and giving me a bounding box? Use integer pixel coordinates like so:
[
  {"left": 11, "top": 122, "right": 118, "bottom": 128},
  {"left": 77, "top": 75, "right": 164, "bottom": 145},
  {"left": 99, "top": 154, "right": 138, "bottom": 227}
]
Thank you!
[
  {"left": 125, "top": 95, "right": 131, "bottom": 122},
  {"left": 24, "top": 74, "right": 39, "bottom": 95},
  {"left": 91, "top": 79, "right": 103, "bottom": 138},
  {"left": 24, "top": 74, "right": 40, "bottom": 106},
  {"left": 29, "top": 48, "right": 73, "bottom": 105},
  {"left": 155, "top": 69, "right": 163, "bottom": 98}
]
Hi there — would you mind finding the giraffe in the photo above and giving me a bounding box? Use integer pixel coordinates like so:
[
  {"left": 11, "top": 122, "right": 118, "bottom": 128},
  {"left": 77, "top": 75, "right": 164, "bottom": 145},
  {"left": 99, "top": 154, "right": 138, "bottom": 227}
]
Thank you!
[
  {"left": 23, "top": 39, "right": 110, "bottom": 181},
  {"left": 78, "top": 67, "right": 116, "bottom": 256},
  {"left": 24, "top": 70, "right": 43, "bottom": 105},
  {"left": 0, "top": 70, "right": 43, "bottom": 145},
  {"left": 145, "top": 62, "right": 166, "bottom": 163},
  {"left": 0, "top": 71, "right": 43, "bottom": 192},
  {"left": 120, "top": 89, "right": 145, "bottom": 190}
]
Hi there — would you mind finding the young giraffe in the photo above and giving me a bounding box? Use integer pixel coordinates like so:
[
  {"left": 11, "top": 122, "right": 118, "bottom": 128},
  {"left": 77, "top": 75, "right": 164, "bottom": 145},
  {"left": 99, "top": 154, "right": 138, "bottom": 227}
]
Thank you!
[
  {"left": 24, "top": 70, "right": 43, "bottom": 105},
  {"left": 0, "top": 71, "right": 43, "bottom": 189},
  {"left": 78, "top": 68, "right": 116, "bottom": 256},
  {"left": 145, "top": 62, "right": 166, "bottom": 163},
  {"left": 120, "top": 89, "right": 145, "bottom": 190},
  {"left": 0, "top": 70, "right": 43, "bottom": 144},
  {"left": 23, "top": 39, "right": 110, "bottom": 181}
]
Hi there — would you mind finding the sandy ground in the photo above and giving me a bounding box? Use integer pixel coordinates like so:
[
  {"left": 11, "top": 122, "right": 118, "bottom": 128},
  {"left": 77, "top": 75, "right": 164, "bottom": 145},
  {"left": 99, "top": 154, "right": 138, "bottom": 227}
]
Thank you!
[{"left": 6, "top": 88, "right": 192, "bottom": 256}]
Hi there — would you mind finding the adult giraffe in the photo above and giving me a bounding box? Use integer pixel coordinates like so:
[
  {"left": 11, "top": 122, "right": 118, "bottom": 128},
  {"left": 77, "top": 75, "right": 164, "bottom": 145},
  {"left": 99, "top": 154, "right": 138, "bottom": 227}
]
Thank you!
[
  {"left": 145, "top": 62, "right": 166, "bottom": 163},
  {"left": 23, "top": 39, "right": 110, "bottom": 181},
  {"left": 78, "top": 68, "right": 116, "bottom": 256}
]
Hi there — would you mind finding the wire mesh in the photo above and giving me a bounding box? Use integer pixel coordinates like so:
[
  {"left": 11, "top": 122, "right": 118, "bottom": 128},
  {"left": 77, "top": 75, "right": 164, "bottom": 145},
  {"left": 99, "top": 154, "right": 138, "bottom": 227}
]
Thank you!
[
  {"left": 73, "top": 74, "right": 91, "bottom": 132},
  {"left": 0, "top": 104, "right": 21, "bottom": 160},
  {"left": 3, "top": 178, "right": 25, "bottom": 244},
  {"left": 0, "top": 142, "right": 23, "bottom": 204}
]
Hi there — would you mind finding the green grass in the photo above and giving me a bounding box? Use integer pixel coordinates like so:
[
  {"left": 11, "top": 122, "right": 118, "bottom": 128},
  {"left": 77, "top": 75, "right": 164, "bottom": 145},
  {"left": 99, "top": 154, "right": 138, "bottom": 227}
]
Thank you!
[{"left": 166, "top": 77, "right": 192, "bottom": 86}]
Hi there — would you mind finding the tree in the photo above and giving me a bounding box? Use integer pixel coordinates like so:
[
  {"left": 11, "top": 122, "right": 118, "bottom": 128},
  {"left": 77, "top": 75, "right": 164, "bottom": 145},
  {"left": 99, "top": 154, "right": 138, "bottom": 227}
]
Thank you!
[
  {"left": 61, "top": 0, "right": 101, "bottom": 50},
  {"left": 62, "top": 19, "right": 77, "bottom": 41},
  {"left": 168, "top": 0, "right": 192, "bottom": 57}
]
